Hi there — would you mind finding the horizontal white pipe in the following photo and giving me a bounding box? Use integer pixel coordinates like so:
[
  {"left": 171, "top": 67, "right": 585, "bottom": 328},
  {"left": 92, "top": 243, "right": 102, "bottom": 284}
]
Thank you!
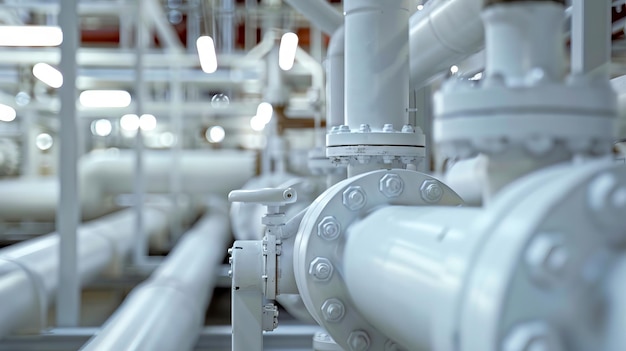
[
  {"left": 282, "top": 0, "right": 343, "bottom": 35},
  {"left": 80, "top": 201, "right": 231, "bottom": 351},
  {"left": 0, "top": 150, "right": 256, "bottom": 221},
  {"left": 443, "top": 156, "right": 487, "bottom": 206},
  {"left": 409, "top": 0, "right": 484, "bottom": 88},
  {"left": 343, "top": 205, "right": 480, "bottom": 350},
  {"left": 0, "top": 207, "right": 170, "bottom": 338}
]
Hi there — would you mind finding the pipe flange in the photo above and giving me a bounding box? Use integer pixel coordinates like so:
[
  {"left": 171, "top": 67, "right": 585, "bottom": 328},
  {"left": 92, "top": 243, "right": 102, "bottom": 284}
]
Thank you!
[
  {"left": 294, "top": 169, "right": 463, "bottom": 350},
  {"left": 457, "top": 160, "right": 626, "bottom": 351}
]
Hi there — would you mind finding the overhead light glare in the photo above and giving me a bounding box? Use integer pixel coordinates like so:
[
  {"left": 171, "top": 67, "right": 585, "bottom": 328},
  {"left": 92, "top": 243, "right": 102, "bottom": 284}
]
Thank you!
[
  {"left": 206, "top": 126, "right": 226, "bottom": 143},
  {"left": 256, "top": 102, "right": 273, "bottom": 125},
  {"left": 250, "top": 116, "right": 266, "bottom": 132},
  {"left": 33, "top": 63, "right": 63, "bottom": 88},
  {"left": 197, "top": 36, "right": 218, "bottom": 73},
  {"left": 91, "top": 119, "right": 112, "bottom": 137},
  {"left": 0, "top": 26, "right": 62, "bottom": 47},
  {"left": 279, "top": 32, "right": 298, "bottom": 71},
  {"left": 0, "top": 104, "right": 16, "bottom": 122},
  {"left": 450, "top": 65, "right": 459, "bottom": 74},
  {"left": 120, "top": 114, "right": 140, "bottom": 131},
  {"left": 36, "top": 133, "right": 53, "bottom": 151},
  {"left": 79, "top": 90, "right": 131, "bottom": 108},
  {"left": 139, "top": 114, "right": 157, "bottom": 131},
  {"left": 417, "top": 4, "right": 424, "bottom": 10}
]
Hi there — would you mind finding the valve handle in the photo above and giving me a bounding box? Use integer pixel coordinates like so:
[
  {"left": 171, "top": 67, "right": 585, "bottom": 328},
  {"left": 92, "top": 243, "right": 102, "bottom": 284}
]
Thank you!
[{"left": 228, "top": 187, "right": 297, "bottom": 206}]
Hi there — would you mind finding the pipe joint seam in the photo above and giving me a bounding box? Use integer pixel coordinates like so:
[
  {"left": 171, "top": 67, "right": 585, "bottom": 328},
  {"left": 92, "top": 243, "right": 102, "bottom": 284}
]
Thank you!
[{"left": 0, "top": 257, "right": 47, "bottom": 332}]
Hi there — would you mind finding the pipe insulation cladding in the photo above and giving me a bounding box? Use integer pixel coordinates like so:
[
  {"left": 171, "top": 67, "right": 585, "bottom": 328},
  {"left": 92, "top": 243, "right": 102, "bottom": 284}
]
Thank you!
[
  {"left": 0, "top": 206, "right": 171, "bottom": 338},
  {"left": 80, "top": 201, "right": 231, "bottom": 351}
]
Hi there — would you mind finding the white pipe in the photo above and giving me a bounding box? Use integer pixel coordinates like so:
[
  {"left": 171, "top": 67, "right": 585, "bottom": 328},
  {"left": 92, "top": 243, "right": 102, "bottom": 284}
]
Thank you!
[
  {"left": 0, "top": 207, "right": 170, "bottom": 338},
  {"left": 0, "top": 150, "right": 256, "bottom": 221},
  {"left": 344, "top": 0, "right": 409, "bottom": 130},
  {"left": 325, "top": 26, "right": 344, "bottom": 129},
  {"left": 80, "top": 201, "right": 231, "bottom": 351},
  {"left": 606, "top": 255, "right": 626, "bottom": 351},
  {"left": 409, "top": 0, "right": 484, "bottom": 88},
  {"left": 343, "top": 206, "right": 480, "bottom": 350},
  {"left": 443, "top": 155, "right": 487, "bottom": 206},
  {"left": 282, "top": 0, "right": 343, "bottom": 35}
]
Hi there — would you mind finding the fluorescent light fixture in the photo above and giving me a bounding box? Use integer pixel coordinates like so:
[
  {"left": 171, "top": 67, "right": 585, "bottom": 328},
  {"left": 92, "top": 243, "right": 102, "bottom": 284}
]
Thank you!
[
  {"left": 250, "top": 115, "right": 266, "bottom": 132},
  {"left": 279, "top": 32, "right": 298, "bottom": 71},
  {"left": 197, "top": 36, "right": 218, "bottom": 73},
  {"left": 450, "top": 65, "right": 459, "bottom": 74},
  {"left": 256, "top": 102, "right": 273, "bottom": 125},
  {"left": 0, "top": 104, "right": 16, "bottom": 122},
  {"left": 120, "top": 114, "right": 140, "bottom": 131},
  {"left": 159, "top": 132, "right": 176, "bottom": 147},
  {"left": 91, "top": 119, "right": 112, "bottom": 137},
  {"left": 33, "top": 63, "right": 63, "bottom": 88},
  {"left": 80, "top": 90, "right": 131, "bottom": 108},
  {"left": 36, "top": 133, "right": 53, "bottom": 151},
  {"left": 139, "top": 114, "right": 157, "bottom": 131},
  {"left": 0, "top": 26, "right": 62, "bottom": 47},
  {"left": 206, "top": 126, "right": 225, "bottom": 143}
]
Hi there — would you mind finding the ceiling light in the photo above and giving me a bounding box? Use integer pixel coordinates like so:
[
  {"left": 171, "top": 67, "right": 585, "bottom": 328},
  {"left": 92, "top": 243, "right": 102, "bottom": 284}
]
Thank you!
[
  {"left": 206, "top": 126, "right": 225, "bottom": 143},
  {"left": 417, "top": 4, "right": 424, "bottom": 10},
  {"left": 197, "top": 36, "right": 217, "bottom": 74},
  {"left": 120, "top": 114, "right": 140, "bottom": 131},
  {"left": 91, "top": 119, "right": 112, "bottom": 137},
  {"left": 139, "top": 114, "right": 157, "bottom": 131},
  {"left": 0, "top": 104, "right": 16, "bottom": 122},
  {"left": 33, "top": 63, "right": 63, "bottom": 88},
  {"left": 250, "top": 115, "right": 266, "bottom": 132},
  {"left": 450, "top": 65, "right": 459, "bottom": 74},
  {"left": 36, "top": 133, "right": 53, "bottom": 151},
  {"left": 0, "top": 26, "right": 62, "bottom": 47},
  {"left": 279, "top": 32, "right": 298, "bottom": 71},
  {"left": 256, "top": 102, "right": 273, "bottom": 125},
  {"left": 80, "top": 90, "right": 131, "bottom": 108}
]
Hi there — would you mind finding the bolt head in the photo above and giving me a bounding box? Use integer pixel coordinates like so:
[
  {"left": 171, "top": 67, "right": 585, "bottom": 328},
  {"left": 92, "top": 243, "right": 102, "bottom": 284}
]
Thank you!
[
  {"left": 317, "top": 216, "right": 341, "bottom": 240},
  {"left": 420, "top": 180, "right": 443, "bottom": 203},
  {"left": 359, "top": 124, "right": 371, "bottom": 133},
  {"left": 382, "top": 124, "right": 394, "bottom": 133},
  {"left": 348, "top": 330, "right": 370, "bottom": 351},
  {"left": 379, "top": 173, "right": 404, "bottom": 198},
  {"left": 338, "top": 125, "right": 351, "bottom": 133},
  {"left": 401, "top": 124, "right": 415, "bottom": 133},
  {"left": 588, "top": 173, "right": 626, "bottom": 239},
  {"left": 343, "top": 186, "right": 367, "bottom": 211},
  {"left": 309, "top": 257, "right": 334, "bottom": 281},
  {"left": 385, "top": 340, "right": 401, "bottom": 351},
  {"left": 525, "top": 233, "right": 569, "bottom": 283},
  {"left": 321, "top": 298, "right": 345, "bottom": 322}
]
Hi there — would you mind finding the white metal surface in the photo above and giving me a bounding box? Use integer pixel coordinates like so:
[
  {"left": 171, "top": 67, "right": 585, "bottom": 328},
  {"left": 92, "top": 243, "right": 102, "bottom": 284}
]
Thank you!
[
  {"left": 325, "top": 26, "right": 345, "bottom": 130},
  {"left": 344, "top": 0, "right": 409, "bottom": 131},
  {"left": 0, "top": 207, "right": 170, "bottom": 339},
  {"left": 80, "top": 201, "right": 231, "bottom": 351},
  {"left": 0, "top": 150, "right": 256, "bottom": 221},
  {"left": 293, "top": 169, "right": 463, "bottom": 350},
  {"left": 282, "top": 0, "right": 343, "bottom": 35},
  {"left": 408, "top": 0, "right": 484, "bottom": 88}
]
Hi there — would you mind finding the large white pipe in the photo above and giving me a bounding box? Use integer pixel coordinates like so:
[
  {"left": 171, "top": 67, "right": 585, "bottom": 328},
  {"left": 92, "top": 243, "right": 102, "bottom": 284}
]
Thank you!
[
  {"left": 409, "top": 0, "right": 484, "bottom": 88},
  {"left": 80, "top": 201, "right": 231, "bottom": 351},
  {"left": 343, "top": 205, "right": 480, "bottom": 350},
  {"left": 325, "top": 26, "right": 345, "bottom": 129},
  {"left": 0, "top": 207, "right": 170, "bottom": 338},
  {"left": 0, "top": 150, "right": 256, "bottom": 221},
  {"left": 282, "top": 0, "right": 343, "bottom": 35},
  {"left": 345, "top": 0, "right": 409, "bottom": 130}
]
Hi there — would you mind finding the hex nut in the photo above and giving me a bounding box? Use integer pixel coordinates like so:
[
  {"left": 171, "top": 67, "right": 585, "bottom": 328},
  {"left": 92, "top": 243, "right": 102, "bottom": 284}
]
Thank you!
[
  {"left": 525, "top": 233, "right": 569, "bottom": 284},
  {"left": 321, "top": 298, "right": 345, "bottom": 322},
  {"left": 385, "top": 340, "right": 401, "bottom": 351},
  {"left": 348, "top": 330, "right": 371, "bottom": 351},
  {"left": 317, "top": 216, "right": 341, "bottom": 240},
  {"left": 309, "top": 257, "right": 334, "bottom": 281},
  {"left": 420, "top": 180, "right": 444, "bottom": 203},
  {"left": 343, "top": 186, "right": 367, "bottom": 211},
  {"left": 380, "top": 174, "right": 404, "bottom": 198}
]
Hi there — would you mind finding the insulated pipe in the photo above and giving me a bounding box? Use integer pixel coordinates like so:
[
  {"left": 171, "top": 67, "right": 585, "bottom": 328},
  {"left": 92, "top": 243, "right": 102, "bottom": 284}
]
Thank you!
[
  {"left": 343, "top": 206, "right": 480, "bottom": 350},
  {"left": 282, "top": 0, "right": 343, "bottom": 35},
  {"left": 409, "top": 0, "right": 484, "bottom": 88},
  {"left": 0, "top": 150, "right": 256, "bottom": 221},
  {"left": 325, "top": 26, "right": 345, "bottom": 129},
  {"left": 344, "top": 0, "right": 409, "bottom": 131},
  {"left": 80, "top": 201, "right": 231, "bottom": 351},
  {"left": 0, "top": 207, "right": 170, "bottom": 339}
]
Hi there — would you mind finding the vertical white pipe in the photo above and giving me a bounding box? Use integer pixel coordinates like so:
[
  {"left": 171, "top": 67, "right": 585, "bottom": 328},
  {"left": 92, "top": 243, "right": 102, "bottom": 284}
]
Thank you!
[
  {"left": 282, "top": 0, "right": 343, "bottom": 35},
  {"left": 343, "top": 206, "right": 480, "bottom": 350},
  {"left": 483, "top": 1, "right": 565, "bottom": 85},
  {"left": 57, "top": 0, "right": 80, "bottom": 327},
  {"left": 344, "top": 0, "right": 409, "bottom": 130},
  {"left": 571, "top": 0, "right": 611, "bottom": 80},
  {"left": 134, "top": 0, "right": 147, "bottom": 266},
  {"left": 326, "top": 26, "right": 344, "bottom": 129}
]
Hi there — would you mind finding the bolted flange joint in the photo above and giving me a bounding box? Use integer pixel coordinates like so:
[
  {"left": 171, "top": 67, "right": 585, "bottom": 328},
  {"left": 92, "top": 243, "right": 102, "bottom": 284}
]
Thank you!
[
  {"left": 348, "top": 330, "right": 371, "bottom": 351},
  {"left": 420, "top": 179, "right": 444, "bottom": 203},
  {"left": 343, "top": 186, "right": 367, "bottom": 211},
  {"left": 321, "top": 298, "right": 346, "bottom": 322},
  {"left": 317, "top": 216, "right": 341, "bottom": 240},
  {"left": 309, "top": 257, "right": 334, "bottom": 281},
  {"left": 379, "top": 173, "right": 404, "bottom": 198}
]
